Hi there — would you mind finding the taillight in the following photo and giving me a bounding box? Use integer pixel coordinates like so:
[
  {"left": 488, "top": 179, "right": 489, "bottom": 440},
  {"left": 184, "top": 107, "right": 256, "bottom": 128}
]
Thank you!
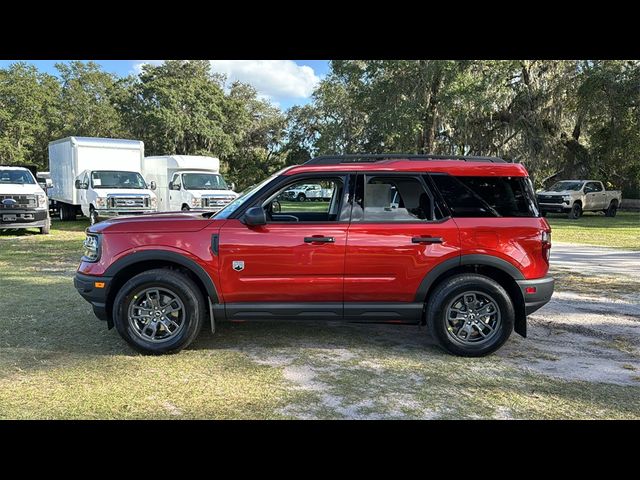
[{"left": 541, "top": 229, "right": 551, "bottom": 264}]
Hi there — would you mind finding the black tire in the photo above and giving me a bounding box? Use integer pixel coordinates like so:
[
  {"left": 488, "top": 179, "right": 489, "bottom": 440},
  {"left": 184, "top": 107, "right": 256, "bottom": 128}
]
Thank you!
[
  {"left": 89, "top": 208, "right": 100, "bottom": 226},
  {"left": 113, "top": 268, "right": 206, "bottom": 354},
  {"left": 568, "top": 202, "right": 582, "bottom": 219},
  {"left": 182, "top": 204, "right": 190, "bottom": 211},
  {"left": 59, "top": 203, "right": 67, "bottom": 221},
  {"left": 426, "top": 274, "right": 514, "bottom": 357},
  {"left": 605, "top": 201, "right": 618, "bottom": 217},
  {"left": 39, "top": 220, "right": 51, "bottom": 235},
  {"left": 297, "top": 193, "right": 306, "bottom": 202}
]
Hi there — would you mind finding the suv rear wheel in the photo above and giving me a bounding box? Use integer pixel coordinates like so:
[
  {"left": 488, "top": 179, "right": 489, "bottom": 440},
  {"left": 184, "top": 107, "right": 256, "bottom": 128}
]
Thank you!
[
  {"left": 113, "top": 268, "right": 205, "bottom": 354},
  {"left": 426, "top": 274, "right": 514, "bottom": 357}
]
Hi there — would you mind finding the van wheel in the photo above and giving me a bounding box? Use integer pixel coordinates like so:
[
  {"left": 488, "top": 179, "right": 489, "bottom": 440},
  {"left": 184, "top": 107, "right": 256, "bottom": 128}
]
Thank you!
[
  {"left": 182, "top": 205, "right": 190, "bottom": 211},
  {"left": 605, "top": 201, "right": 618, "bottom": 217},
  {"left": 89, "top": 208, "right": 100, "bottom": 225},
  {"left": 426, "top": 274, "right": 514, "bottom": 357},
  {"left": 113, "top": 268, "right": 205, "bottom": 354},
  {"left": 568, "top": 202, "right": 582, "bottom": 219}
]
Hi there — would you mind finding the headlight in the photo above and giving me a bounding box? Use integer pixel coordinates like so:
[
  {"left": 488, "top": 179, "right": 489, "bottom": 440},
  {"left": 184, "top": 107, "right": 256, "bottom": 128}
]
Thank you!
[
  {"left": 150, "top": 197, "right": 158, "bottom": 209},
  {"left": 36, "top": 194, "right": 47, "bottom": 208},
  {"left": 191, "top": 198, "right": 202, "bottom": 208},
  {"left": 95, "top": 197, "right": 107, "bottom": 208},
  {"left": 562, "top": 195, "right": 571, "bottom": 201},
  {"left": 82, "top": 233, "right": 101, "bottom": 263}
]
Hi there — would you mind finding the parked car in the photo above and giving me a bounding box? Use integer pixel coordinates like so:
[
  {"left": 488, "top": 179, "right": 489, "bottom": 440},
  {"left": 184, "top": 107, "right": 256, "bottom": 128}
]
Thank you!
[
  {"left": 0, "top": 166, "right": 51, "bottom": 234},
  {"left": 537, "top": 180, "right": 622, "bottom": 219},
  {"left": 48, "top": 137, "right": 158, "bottom": 224},
  {"left": 142, "top": 155, "right": 237, "bottom": 212},
  {"left": 281, "top": 183, "right": 333, "bottom": 201},
  {"left": 74, "top": 154, "right": 554, "bottom": 357}
]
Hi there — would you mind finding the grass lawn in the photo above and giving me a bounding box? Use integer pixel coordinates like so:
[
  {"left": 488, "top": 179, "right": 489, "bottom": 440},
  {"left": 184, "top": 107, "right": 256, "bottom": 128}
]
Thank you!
[
  {"left": 0, "top": 219, "right": 639, "bottom": 419},
  {"left": 546, "top": 210, "right": 640, "bottom": 250}
]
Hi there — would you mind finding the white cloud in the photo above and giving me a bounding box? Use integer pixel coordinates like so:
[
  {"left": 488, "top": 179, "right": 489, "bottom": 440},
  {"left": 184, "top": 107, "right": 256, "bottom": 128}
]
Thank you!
[
  {"left": 131, "top": 60, "right": 163, "bottom": 74},
  {"left": 209, "top": 60, "right": 320, "bottom": 101},
  {"left": 130, "top": 60, "right": 320, "bottom": 106}
]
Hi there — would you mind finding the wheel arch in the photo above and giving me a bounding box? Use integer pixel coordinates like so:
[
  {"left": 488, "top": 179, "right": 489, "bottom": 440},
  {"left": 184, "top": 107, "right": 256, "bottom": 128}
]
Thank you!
[
  {"left": 415, "top": 254, "right": 527, "bottom": 337},
  {"left": 103, "top": 250, "right": 219, "bottom": 327}
]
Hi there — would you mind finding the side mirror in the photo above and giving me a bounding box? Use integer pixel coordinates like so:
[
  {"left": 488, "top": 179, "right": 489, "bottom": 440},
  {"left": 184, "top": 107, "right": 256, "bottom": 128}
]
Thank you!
[
  {"left": 270, "top": 200, "right": 281, "bottom": 213},
  {"left": 150, "top": 181, "right": 157, "bottom": 191},
  {"left": 45, "top": 178, "right": 53, "bottom": 188},
  {"left": 75, "top": 179, "right": 87, "bottom": 189},
  {"left": 230, "top": 182, "right": 236, "bottom": 191},
  {"left": 242, "top": 206, "right": 267, "bottom": 226}
]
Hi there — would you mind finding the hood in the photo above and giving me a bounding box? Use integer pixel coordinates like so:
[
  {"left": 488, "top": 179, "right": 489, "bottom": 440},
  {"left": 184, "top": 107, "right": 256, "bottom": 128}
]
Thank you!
[
  {"left": 538, "top": 190, "right": 574, "bottom": 196},
  {"left": 93, "top": 188, "right": 156, "bottom": 197},
  {"left": 89, "top": 211, "right": 226, "bottom": 234},
  {"left": 0, "top": 183, "right": 46, "bottom": 196}
]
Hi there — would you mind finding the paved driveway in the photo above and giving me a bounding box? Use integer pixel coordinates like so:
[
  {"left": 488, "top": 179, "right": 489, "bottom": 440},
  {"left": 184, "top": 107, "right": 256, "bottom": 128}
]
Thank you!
[{"left": 550, "top": 242, "right": 640, "bottom": 278}]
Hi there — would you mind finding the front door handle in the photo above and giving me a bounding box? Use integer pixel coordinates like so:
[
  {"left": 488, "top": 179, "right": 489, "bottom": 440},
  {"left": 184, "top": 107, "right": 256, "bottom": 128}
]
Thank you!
[
  {"left": 412, "top": 236, "right": 443, "bottom": 244},
  {"left": 304, "top": 236, "right": 335, "bottom": 243}
]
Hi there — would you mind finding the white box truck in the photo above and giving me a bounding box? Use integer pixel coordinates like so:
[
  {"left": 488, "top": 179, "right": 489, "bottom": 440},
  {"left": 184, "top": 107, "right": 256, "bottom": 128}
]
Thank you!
[
  {"left": 48, "top": 137, "right": 158, "bottom": 224},
  {"left": 142, "top": 155, "right": 237, "bottom": 212}
]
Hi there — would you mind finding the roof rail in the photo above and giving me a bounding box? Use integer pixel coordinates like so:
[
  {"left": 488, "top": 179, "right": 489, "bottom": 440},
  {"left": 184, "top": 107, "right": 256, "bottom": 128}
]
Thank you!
[{"left": 304, "top": 154, "right": 506, "bottom": 165}]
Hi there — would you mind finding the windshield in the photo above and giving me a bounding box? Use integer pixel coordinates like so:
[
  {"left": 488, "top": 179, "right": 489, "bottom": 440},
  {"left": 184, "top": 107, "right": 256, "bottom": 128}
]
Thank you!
[
  {"left": 91, "top": 171, "right": 147, "bottom": 189},
  {"left": 0, "top": 169, "right": 35, "bottom": 185},
  {"left": 182, "top": 173, "right": 228, "bottom": 190},
  {"left": 547, "top": 181, "right": 584, "bottom": 192}
]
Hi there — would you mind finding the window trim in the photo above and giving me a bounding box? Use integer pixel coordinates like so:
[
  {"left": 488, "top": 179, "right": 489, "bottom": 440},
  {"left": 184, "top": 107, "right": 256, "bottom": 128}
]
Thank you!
[{"left": 350, "top": 172, "right": 450, "bottom": 224}]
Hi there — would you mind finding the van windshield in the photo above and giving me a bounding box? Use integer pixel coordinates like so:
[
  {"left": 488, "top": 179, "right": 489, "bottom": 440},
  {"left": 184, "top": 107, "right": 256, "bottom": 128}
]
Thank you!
[
  {"left": 0, "top": 169, "right": 35, "bottom": 185},
  {"left": 183, "top": 173, "right": 228, "bottom": 190},
  {"left": 91, "top": 171, "right": 147, "bottom": 189}
]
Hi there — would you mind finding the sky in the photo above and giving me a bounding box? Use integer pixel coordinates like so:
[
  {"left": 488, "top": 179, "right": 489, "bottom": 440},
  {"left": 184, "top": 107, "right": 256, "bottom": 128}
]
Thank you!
[{"left": 0, "top": 60, "right": 331, "bottom": 110}]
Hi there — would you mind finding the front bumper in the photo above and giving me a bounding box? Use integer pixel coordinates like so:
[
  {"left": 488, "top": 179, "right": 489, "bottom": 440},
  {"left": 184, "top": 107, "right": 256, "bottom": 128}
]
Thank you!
[
  {"left": 538, "top": 202, "right": 571, "bottom": 213},
  {"left": 94, "top": 209, "right": 156, "bottom": 218},
  {"left": 74, "top": 272, "right": 113, "bottom": 324},
  {"left": 0, "top": 209, "right": 49, "bottom": 229},
  {"left": 517, "top": 275, "right": 554, "bottom": 315}
]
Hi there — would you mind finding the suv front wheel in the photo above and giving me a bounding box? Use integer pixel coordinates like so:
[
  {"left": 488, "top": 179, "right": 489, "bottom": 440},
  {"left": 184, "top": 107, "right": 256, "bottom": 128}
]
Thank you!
[
  {"left": 113, "top": 268, "right": 205, "bottom": 354},
  {"left": 426, "top": 274, "right": 514, "bottom": 357}
]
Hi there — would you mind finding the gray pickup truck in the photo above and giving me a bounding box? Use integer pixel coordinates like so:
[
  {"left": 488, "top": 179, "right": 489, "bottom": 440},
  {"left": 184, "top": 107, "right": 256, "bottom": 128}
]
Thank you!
[{"left": 537, "top": 180, "right": 622, "bottom": 219}]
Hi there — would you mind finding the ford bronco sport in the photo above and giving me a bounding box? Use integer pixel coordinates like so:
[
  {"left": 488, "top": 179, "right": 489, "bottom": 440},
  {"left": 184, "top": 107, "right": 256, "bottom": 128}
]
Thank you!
[{"left": 74, "top": 154, "right": 554, "bottom": 357}]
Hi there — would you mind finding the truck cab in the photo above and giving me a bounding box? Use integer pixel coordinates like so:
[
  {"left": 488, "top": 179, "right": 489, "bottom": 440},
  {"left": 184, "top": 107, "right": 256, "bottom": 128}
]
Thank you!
[
  {"left": 168, "top": 170, "right": 236, "bottom": 211},
  {"left": 0, "top": 166, "right": 51, "bottom": 234},
  {"left": 142, "top": 155, "right": 237, "bottom": 213},
  {"left": 74, "top": 169, "right": 158, "bottom": 225}
]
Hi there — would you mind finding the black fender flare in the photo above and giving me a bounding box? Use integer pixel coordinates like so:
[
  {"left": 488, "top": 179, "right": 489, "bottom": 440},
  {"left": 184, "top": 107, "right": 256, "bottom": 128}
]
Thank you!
[
  {"left": 104, "top": 250, "right": 219, "bottom": 303},
  {"left": 414, "top": 254, "right": 525, "bottom": 302}
]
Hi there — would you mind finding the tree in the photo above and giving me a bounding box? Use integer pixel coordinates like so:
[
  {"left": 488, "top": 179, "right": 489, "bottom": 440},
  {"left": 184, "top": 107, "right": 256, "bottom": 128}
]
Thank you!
[
  {"left": 0, "top": 62, "right": 60, "bottom": 169},
  {"left": 56, "top": 61, "right": 127, "bottom": 138}
]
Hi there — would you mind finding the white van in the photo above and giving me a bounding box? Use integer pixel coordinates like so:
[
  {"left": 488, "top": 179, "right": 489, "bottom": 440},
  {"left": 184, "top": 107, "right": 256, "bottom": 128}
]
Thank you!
[
  {"left": 142, "top": 155, "right": 237, "bottom": 212},
  {"left": 48, "top": 137, "right": 158, "bottom": 224}
]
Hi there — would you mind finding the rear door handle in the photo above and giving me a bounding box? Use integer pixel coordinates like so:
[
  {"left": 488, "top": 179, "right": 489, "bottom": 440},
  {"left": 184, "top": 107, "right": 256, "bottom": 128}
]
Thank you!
[
  {"left": 412, "top": 236, "right": 443, "bottom": 244},
  {"left": 304, "top": 236, "right": 335, "bottom": 243}
]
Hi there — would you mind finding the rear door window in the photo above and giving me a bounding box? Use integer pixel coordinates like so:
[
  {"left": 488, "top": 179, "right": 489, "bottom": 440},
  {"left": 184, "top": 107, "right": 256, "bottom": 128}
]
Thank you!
[{"left": 430, "top": 174, "right": 539, "bottom": 217}]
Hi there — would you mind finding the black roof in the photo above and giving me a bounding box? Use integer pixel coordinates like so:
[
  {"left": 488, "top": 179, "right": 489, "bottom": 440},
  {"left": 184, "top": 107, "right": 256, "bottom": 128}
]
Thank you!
[{"left": 304, "top": 154, "right": 506, "bottom": 165}]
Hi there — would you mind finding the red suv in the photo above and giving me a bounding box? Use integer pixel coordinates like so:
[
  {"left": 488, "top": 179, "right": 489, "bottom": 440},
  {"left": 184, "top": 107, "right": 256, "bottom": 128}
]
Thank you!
[{"left": 74, "top": 154, "right": 554, "bottom": 356}]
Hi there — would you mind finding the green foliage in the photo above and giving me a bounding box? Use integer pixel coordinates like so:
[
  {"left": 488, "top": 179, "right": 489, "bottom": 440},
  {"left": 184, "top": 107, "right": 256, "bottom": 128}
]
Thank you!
[{"left": 0, "top": 60, "right": 637, "bottom": 197}]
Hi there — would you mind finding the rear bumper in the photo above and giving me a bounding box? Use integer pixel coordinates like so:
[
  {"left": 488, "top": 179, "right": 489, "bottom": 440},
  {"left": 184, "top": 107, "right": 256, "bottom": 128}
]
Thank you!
[
  {"left": 517, "top": 275, "right": 554, "bottom": 315},
  {"left": 74, "top": 272, "right": 113, "bottom": 323}
]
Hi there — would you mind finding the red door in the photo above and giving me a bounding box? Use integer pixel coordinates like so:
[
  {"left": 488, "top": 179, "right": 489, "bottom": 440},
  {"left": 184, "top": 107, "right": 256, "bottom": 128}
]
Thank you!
[
  {"left": 218, "top": 220, "right": 347, "bottom": 304},
  {"left": 344, "top": 173, "right": 460, "bottom": 304}
]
